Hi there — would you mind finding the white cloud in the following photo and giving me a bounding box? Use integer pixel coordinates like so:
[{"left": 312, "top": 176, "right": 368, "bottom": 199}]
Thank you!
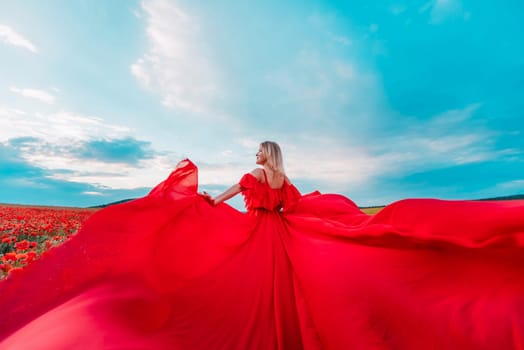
[
  {"left": 6, "top": 178, "right": 49, "bottom": 189},
  {"left": 130, "top": 8, "right": 142, "bottom": 18},
  {"left": 0, "top": 102, "right": 503, "bottom": 198},
  {"left": 0, "top": 110, "right": 131, "bottom": 144},
  {"left": 429, "top": 103, "right": 480, "bottom": 126},
  {"left": 131, "top": 0, "right": 224, "bottom": 116},
  {"left": 416, "top": 134, "right": 481, "bottom": 154},
  {"left": 236, "top": 138, "right": 260, "bottom": 150},
  {"left": 239, "top": 104, "right": 497, "bottom": 193},
  {"left": 198, "top": 161, "right": 253, "bottom": 186},
  {"left": 497, "top": 180, "right": 524, "bottom": 190},
  {"left": 231, "top": 132, "right": 470, "bottom": 194},
  {"left": 10, "top": 87, "right": 56, "bottom": 104},
  {"left": 0, "top": 8, "right": 495, "bottom": 201},
  {"left": 420, "top": 0, "right": 465, "bottom": 24},
  {"left": 308, "top": 14, "right": 352, "bottom": 47},
  {"left": 44, "top": 154, "right": 178, "bottom": 190},
  {"left": 265, "top": 48, "right": 384, "bottom": 132},
  {"left": 0, "top": 106, "right": 26, "bottom": 116},
  {"left": 284, "top": 140, "right": 388, "bottom": 186},
  {"left": 130, "top": 58, "right": 151, "bottom": 88},
  {"left": 228, "top": 136, "right": 394, "bottom": 191},
  {"left": 0, "top": 24, "right": 37, "bottom": 53},
  {"left": 383, "top": 104, "right": 498, "bottom": 167},
  {"left": 0, "top": 104, "right": 187, "bottom": 191},
  {"left": 284, "top": 134, "right": 485, "bottom": 190},
  {"left": 82, "top": 191, "right": 104, "bottom": 196},
  {"left": 185, "top": 135, "right": 392, "bottom": 190}
]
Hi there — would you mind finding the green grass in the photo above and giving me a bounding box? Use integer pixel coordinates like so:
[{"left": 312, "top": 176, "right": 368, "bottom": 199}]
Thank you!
[{"left": 361, "top": 206, "right": 384, "bottom": 215}]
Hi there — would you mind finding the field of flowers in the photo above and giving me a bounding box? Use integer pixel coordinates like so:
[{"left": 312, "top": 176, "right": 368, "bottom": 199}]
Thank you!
[
  {"left": 0, "top": 205, "right": 97, "bottom": 280},
  {"left": 0, "top": 203, "right": 383, "bottom": 280}
]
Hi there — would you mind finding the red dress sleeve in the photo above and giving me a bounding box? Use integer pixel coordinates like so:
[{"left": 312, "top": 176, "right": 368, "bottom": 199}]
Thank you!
[
  {"left": 238, "top": 173, "right": 262, "bottom": 211},
  {"left": 281, "top": 182, "right": 301, "bottom": 212},
  {"left": 238, "top": 173, "right": 257, "bottom": 191}
]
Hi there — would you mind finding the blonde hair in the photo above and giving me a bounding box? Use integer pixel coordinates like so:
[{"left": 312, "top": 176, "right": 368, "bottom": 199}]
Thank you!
[{"left": 260, "top": 141, "right": 285, "bottom": 175}]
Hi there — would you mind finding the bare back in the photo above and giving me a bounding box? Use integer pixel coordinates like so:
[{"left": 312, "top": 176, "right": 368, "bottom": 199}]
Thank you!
[
  {"left": 250, "top": 168, "right": 289, "bottom": 190},
  {"left": 263, "top": 169, "right": 284, "bottom": 189}
]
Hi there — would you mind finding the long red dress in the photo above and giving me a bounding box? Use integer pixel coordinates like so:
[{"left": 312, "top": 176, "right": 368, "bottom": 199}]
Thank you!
[{"left": 1, "top": 159, "right": 524, "bottom": 349}]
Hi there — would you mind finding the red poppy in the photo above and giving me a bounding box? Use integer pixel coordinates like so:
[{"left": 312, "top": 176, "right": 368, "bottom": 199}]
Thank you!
[{"left": 3, "top": 252, "right": 17, "bottom": 262}]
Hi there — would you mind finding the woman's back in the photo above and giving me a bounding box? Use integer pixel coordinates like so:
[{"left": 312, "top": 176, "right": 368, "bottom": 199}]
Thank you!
[{"left": 239, "top": 168, "right": 300, "bottom": 212}]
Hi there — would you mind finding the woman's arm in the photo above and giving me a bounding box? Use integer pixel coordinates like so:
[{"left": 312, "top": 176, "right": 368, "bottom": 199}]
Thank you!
[
  {"left": 201, "top": 183, "right": 242, "bottom": 206},
  {"left": 200, "top": 168, "right": 261, "bottom": 206}
]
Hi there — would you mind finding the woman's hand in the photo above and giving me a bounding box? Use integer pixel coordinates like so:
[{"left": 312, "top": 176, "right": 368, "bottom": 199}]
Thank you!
[
  {"left": 200, "top": 183, "right": 241, "bottom": 206},
  {"left": 199, "top": 191, "right": 215, "bottom": 206}
]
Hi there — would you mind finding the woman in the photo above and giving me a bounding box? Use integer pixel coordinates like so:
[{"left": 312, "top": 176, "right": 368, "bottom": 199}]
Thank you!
[
  {"left": 1, "top": 141, "right": 524, "bottom": 349},
  {"left": 200, "top": 141, "right": 296, "bottom": 208}
]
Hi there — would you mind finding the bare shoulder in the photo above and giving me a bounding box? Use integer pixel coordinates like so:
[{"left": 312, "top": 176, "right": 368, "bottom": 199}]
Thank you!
[{"left": 250, "top": 168, "right": 264, "bottom": 182}]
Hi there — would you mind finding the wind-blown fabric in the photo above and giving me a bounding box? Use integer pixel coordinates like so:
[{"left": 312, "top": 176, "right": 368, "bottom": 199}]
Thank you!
[{"left": 1, "top": 159, "right": 524, "bottom": 349}]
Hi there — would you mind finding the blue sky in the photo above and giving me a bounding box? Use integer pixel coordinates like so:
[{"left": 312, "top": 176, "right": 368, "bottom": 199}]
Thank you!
[{"left": 0, "top": 0, "right": 523, "bottom": 209}]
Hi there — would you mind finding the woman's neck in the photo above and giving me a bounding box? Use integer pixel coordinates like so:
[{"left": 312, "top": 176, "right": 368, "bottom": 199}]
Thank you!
[{"left": 263, "top": 165, "right": 274, "bottom": 173}]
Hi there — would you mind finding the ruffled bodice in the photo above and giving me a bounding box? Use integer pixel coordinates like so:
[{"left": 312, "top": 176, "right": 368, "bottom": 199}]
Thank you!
[{"left": 238, "top": 173, "right": 301, "bottom": 212}]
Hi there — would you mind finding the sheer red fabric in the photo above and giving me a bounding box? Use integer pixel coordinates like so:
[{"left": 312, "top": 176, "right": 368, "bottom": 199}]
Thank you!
[{"left": 1, "top": 159, "right": 524, "bottom": 349}]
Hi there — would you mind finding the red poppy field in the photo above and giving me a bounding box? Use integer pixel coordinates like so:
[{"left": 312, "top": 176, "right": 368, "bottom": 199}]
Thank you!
[
  {"left": 0, "top": 203, "right": 384, "bottom": 280},
  {"left": 0, "top": 204, "right": 98, "bottom": 280}
]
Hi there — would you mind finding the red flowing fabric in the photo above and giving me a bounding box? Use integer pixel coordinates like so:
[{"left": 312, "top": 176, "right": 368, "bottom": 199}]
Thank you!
[{"left": 1, "top": 159, "right": 524, "bottom": 349}]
